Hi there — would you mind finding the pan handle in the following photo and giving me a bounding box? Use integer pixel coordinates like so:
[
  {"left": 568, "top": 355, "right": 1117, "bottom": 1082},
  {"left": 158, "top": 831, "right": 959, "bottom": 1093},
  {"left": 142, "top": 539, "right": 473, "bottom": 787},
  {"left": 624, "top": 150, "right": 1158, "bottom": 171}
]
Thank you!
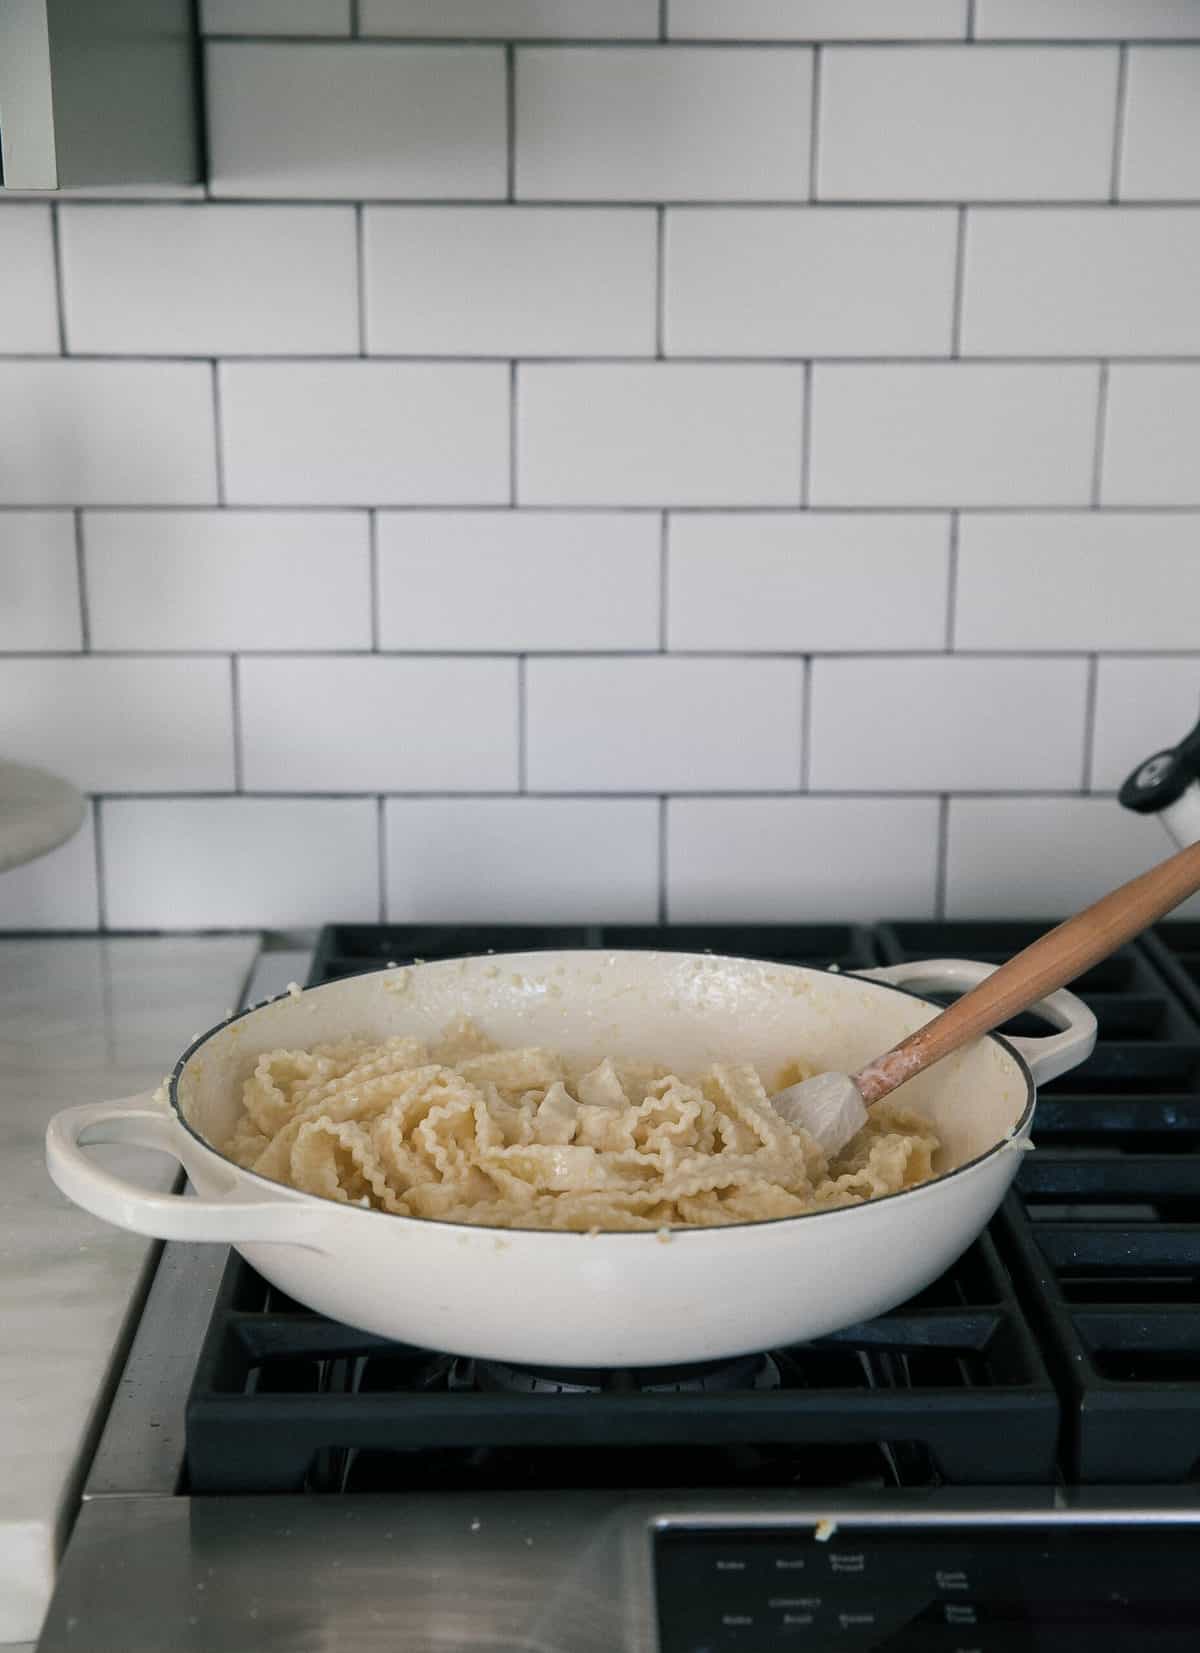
[
  {"left": 857, "top": 958, "right": 1097, "bottom": 1087},
  {"left": 45, "top": 1093, "right": 330, "bottom": 1248}
]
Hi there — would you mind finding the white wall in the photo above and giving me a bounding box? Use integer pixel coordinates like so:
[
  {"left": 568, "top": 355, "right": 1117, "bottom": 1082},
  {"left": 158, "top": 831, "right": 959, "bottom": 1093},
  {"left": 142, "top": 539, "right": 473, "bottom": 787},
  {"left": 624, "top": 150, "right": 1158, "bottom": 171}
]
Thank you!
[{"left": 2, "top": 0, "right": 1198, "bottom": 931}]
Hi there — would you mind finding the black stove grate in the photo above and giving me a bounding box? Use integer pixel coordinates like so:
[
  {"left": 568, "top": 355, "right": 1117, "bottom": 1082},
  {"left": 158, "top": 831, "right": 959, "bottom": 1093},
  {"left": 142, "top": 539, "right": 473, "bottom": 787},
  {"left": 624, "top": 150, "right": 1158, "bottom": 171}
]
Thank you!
[
  {"left": 181, "top": 919, "right": 1200, "bottom": 1496},
  {"left": 185, "top": 1231, "right": 1058, "bottom": 1496},
  {"left": 1143, "top": 921, "right": 1200, "bottom": 1025}
]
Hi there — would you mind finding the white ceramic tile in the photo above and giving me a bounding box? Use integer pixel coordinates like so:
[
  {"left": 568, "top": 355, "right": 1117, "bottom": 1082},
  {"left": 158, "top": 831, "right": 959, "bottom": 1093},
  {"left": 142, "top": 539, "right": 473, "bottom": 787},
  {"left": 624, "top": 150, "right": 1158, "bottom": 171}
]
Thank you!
[
  {"left": 667, "top": 796, "right": 940, "bottom": 921},
  {"left": 207, "top": 42, "right": 506, "bottom": 198},
  {"left": 201, "top": 0, "right": 351, "bottom": 31},
  {"left": 1121, "top": 48, "right": 1200, "bottom": 199},
  {"left": 664, "top": 208, "right": 956, "bottom": 357},
  {"left": 818, "top": 46, "right": 1118, "bottom": 200},
  {"left": 239, "top": 657, "right": 518, "bottom": 791},
  {"left": 0, "top": 209, "right": 59, "bottom": 354},
  {"left": 526, "top": 657, "right": 803, "bottom": 791},
  {"left": 1091, "top": 657, "right": 1200, "bottom": 792},
  {"left": 946, "top": 796, "right": 1200, "bottom": 918},
  {"left": 385, "top": 797, "right": 659, "bottom": 921},
  {"left": 377, "top": 512, "right": 660, "bottom": 651},
  {"left": 103, "top": 798, "right": 379, "bottom": 928},
  {"left": 956, "top": 515, "right": 1200, "bottom": 651},
  {"left": 1102, "top": 366, "right": 1200, "bottom": 505},
  {"left": 84, "top": 512, "right": 371, "bottom": 651},
  {"left": 0, "top": 364, "right": 216, "bottom": 506},
  {"left": 0, "top": 514, "right": 80, "bottom": 652},
  {"left": 669, "top": 1, "right": 966, "bottom": 39},
  {"left": 809, "top": 657, "right": 1089, "bottom": 790},
  {"left": 519, "top": 365, "right": 805, "bottom": 506},
  {"left": 362, "top": 0, "right": 657, "bottom": 35},
  {"left": 809, "top": 364, "right": 1099, "bottom": 507},
  {"left": 364, "top": 208, "right": 656, "bottom": 356},
  {"left": 0, "top": 807, "right": 98, "bottom": 931},
  {"left": 220, "top": 363, "right": 510, "bottom": 505},
  {"left": 963, "top": 208, "right": 1200, "bottom": 356},
  {"left": 59, "top": 206, "right": 358, "bottom": 355},
  {"left": 516, "top": 47, "right": 812, "bottom": 201},
  {"left": 977, "top": 1, "right": 1200, "bottom": 38},
  {"left": 667, "top": 513, "right": 949, "bottom": 652},
  {"left": 0, "top": 659, "right": 234, "bottom": 792}
]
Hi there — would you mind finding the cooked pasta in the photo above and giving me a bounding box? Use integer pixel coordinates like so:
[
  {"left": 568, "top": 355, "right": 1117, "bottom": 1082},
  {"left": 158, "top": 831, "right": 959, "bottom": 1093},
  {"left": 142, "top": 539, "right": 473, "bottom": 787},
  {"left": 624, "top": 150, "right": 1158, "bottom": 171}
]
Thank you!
[{"left": 223, "top": 1016, "right": 939, "bottom": 1231}]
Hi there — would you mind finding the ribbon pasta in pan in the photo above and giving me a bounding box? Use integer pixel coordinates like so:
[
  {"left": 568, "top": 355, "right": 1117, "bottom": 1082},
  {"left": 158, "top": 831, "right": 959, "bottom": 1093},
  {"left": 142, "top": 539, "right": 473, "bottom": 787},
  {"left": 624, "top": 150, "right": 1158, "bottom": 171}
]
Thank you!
[{"left": 224, "top": 1017, "right": 939, "bottom": 1231}]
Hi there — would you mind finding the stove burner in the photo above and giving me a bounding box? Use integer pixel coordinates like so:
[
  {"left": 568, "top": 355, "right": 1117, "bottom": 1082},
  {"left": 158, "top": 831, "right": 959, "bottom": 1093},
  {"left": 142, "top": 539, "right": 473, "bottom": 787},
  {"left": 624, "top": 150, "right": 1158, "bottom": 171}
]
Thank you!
[{"left": 466, "top": 1353, "right": 782, "bottom": 1395}]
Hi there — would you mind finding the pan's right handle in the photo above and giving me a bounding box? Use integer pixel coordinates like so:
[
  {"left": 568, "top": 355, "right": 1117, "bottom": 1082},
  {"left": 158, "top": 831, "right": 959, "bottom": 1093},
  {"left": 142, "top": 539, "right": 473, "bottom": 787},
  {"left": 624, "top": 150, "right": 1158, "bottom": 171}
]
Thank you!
[
  {"left": 858, "top": 958, "right": 1097, "bottom": 1087},
  {"left": 45, "top": 1094, "right": 330, "bottom": 1248}
]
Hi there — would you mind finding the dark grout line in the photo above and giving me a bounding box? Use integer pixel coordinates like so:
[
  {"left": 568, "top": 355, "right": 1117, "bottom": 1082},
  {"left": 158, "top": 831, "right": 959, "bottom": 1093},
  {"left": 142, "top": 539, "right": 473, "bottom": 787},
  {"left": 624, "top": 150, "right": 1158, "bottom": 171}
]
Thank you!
[
  {"left": 1092, "top": 362, "right": 1111, "bottom": 507},
  {"left": 966, "top": 0, "right": 977, "bottom": 41},
  {"left": 210, "top": 362, "right": 226, "bottom": 505},
  {"left": 376, "top": 794, "right": 387, "bottom": 919},
  {"left": 6, "top": 502, "right": 1200, "bottom": 518},
  {"left": 18, "top": 193, "right": 1200, "bottom": 208},
  {"left": 934, "top": 795, "right": 950, "bottom": 919},
  {"left": 1081, "top": 655, "right": 1100, "bottom": 791},
  {"left": 230, "top": 657, "right": 244, "bottom": 791},
  {"left": 93, "top": 798, "right": 109, "bottom": 931},
  {"left": 49, "top": 206, "right": 69, "bottom": 354},
  {"left": 349, "top": 0, "right": 360, "bottom": 36},
  {"left": 73, "top": 511, "right": 91, "bottom": 651},
  {"left": 657, "top": 796, "right": 669, "bottom": 921},
  {"left": 1110, "top": 44, "right": 1130, "bottom": 201},
  {"left": 506, "top": 45, "right": 517, "bottom": 200},
  {"left": 945, "top": 512, "right": 960, "bottom": 649},
  {"left": 808, "top": 46, "right": 822, "bottom": 200},
  {"left": 659, "top": 0, "right": 668, "bottom": 41},
  {"left": 951, "top": 206, "right": 968, "bottom": 355}
]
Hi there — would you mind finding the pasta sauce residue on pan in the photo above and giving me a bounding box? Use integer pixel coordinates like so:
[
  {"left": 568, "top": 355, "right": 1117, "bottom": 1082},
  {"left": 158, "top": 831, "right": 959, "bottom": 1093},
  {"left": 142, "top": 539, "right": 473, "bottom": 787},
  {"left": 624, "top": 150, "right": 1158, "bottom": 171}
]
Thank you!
[{"left": 224, "top": 1016, "right": 939, "bottom": 1230}]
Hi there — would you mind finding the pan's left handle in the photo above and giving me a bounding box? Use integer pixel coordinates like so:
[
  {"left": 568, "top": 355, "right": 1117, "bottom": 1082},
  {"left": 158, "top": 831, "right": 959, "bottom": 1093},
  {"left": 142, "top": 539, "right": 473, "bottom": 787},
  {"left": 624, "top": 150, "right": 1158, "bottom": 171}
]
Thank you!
[
  {"left": 45, "top": 1093, "right": 330, "bottom": 1248},
  {"left": 857, "top": 958, "right": 1097, "bottom": 1087}
]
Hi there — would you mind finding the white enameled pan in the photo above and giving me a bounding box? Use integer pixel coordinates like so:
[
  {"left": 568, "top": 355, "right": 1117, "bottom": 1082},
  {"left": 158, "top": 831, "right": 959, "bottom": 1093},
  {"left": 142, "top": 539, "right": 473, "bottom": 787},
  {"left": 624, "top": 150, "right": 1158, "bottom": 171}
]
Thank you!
[{"left": 45, "top": 951, "right": 1095, "bottom": 1367}]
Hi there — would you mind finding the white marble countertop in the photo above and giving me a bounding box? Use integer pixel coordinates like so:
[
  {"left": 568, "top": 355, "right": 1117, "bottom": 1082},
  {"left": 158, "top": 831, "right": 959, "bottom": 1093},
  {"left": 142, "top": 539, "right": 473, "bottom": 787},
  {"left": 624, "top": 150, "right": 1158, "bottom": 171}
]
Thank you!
[{"left": 0, "top": 936, "right": 260, "bottom": 1647}]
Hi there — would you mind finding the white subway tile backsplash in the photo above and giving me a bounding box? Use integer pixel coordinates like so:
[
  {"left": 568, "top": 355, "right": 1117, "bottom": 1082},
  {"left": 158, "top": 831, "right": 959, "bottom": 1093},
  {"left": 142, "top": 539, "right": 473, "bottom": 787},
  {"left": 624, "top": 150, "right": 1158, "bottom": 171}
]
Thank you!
[
  {"left": 84, "top": 512, "right": 371, "bottom": 651},
  {"left": 103, "top": 798, "right": 379, "bottom": 929},
  {"left": 0, "top": 364, "right": 217, "bottom": 506},
  {"left": 0, "top": 807, "right": 99, "bottom": 932},
  {"left": 0, "top": 208, "right": 59, "bottom": 354},
  {"left": 1091, "top": 657, "right": 1200, "bottom": 792},
  {"left": 362, "top": 1, "right": 657, "bottom": 36},
  {"left": 519, "top": 365, "right": 805, "bottom": 506},
  {"left": 809, "top": 657, "right": 1089, "bottom": 791},
  {"left": 220, "top": 363, "right": 510, "bottom": 505},
  {"left": 59, "top": 207, "right": 358, "bottom": 355},
  {"left": 946, "top": 796, "right": 1200, "bottom": 918},
  {"left": 207, "top": 43, "right": 506, "bottom": 198},
  {"left": 667, "top": 513, "right": 949, "bottom": 652},
  {"left": 956, "top": 515, "right": 1200, "bottom": 651},
  {"left": 0, "top": 659, "right": 234, "bottom": 792},
  {"left": 669, "top": 2, "right": 967, "bottom": 40},
  {"left": 667, "top": 797, "right": 940, "bottom": 921},
  {"left": 818, "top": 47, "right": 1118, "bottom": 201},
  {"left": 976, "top": 2, "right": 1200, "bottom": 37},
  {"left": 664, "top": 208, "right": 956, "bottom": 357},
  {"left": 0, "top": 514, "right": 81, "bottom": 652},
  {"left": 364, "top": 208, "right": 656, "bottom": 356},
  {"left": 377, "top": 512, "right": 659, "bottom": 651},
  {"left": 809, "top": 364, "right": 1098, "bottom": 507},
  {"left": 1102, "top": 367, "right": 1200, "bottom": 505},
  {"left": 385, "top": 798, "right": 659, "bottom": 921},
  {"left": 515, "top": 47, "right": 812, "bottom": 201},
  {"left": 962, "top": 208, "right": 1200, "bottom": 356},
  {"left": 201, "top": 1, "right": 351, "bottom": 33},
  {"left": 526, "top": 657, "right": 803, "bottom": 792},
  {"left": 1120, "top": 49, "right": 1200, "bottom": 199},
  {"left": 239, "top": 657, "right": 518, "bottom": 791}
]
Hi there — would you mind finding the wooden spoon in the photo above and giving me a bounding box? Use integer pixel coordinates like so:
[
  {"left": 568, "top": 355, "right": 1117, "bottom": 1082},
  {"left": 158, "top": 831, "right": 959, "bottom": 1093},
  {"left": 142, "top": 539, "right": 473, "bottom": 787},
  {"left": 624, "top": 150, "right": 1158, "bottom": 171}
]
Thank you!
[{"left": 773, "top": 838, "right": 1200, "bottom": 1154}]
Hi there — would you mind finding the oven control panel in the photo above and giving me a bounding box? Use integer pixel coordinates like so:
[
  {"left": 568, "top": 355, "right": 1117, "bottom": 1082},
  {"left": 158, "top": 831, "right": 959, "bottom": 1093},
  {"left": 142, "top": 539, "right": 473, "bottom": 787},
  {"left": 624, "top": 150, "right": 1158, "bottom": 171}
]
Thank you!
[{"left": 655, "top": 1524, "right": 1200, "bottom": 1651}]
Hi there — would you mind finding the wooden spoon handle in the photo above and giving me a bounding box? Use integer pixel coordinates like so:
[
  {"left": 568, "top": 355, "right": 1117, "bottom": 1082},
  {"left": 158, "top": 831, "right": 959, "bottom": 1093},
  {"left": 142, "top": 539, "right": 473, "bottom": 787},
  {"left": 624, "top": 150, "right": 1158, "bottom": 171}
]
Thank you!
[{"left": 854, "top": 838, "right": 1200, "bottom": 1107}]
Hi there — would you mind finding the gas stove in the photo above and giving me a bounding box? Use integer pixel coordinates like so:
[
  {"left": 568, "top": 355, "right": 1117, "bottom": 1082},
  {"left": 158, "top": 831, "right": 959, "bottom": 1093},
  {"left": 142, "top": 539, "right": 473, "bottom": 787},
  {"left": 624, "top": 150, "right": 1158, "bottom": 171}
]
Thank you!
[{"left": 37, "top": 921, "right": 1200, "bottom": 1651}]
